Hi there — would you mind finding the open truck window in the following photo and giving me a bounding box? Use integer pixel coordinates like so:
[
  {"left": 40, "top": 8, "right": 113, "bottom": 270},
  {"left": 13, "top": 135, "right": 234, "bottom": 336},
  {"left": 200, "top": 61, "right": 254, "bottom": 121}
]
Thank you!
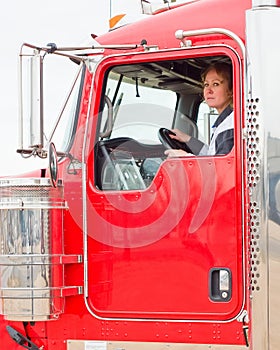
[{"left": 94, "top": 56, "right": 233, "bottom": 190}]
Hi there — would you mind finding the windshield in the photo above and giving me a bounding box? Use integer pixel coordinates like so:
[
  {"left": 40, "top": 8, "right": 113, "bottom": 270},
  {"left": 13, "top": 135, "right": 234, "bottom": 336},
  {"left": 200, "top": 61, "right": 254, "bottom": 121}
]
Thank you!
[
  {"left": 44, "top": 59, "right": 84, "bottom": 153},
  {"left": 47, "top": 64, "right": 84, "bottom": 152}
]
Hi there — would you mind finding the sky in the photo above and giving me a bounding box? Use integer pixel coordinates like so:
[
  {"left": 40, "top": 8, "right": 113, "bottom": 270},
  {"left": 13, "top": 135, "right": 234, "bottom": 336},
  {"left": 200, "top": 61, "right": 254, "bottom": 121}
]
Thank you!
[
  {"left": 0, "top": 0, "right": 184, "bottom": 176},
  {"left": 0, "top": 0, "right": 147, "bottom": 176},
  {"left": 0, "top": 0, "right": 108, "bottom": 175}
]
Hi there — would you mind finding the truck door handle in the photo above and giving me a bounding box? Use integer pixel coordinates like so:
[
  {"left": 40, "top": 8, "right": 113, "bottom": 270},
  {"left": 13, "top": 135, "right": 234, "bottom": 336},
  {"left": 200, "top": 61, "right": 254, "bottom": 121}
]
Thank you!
[{"left": 209, "top": 268, "right": 232, "bottom": 302}]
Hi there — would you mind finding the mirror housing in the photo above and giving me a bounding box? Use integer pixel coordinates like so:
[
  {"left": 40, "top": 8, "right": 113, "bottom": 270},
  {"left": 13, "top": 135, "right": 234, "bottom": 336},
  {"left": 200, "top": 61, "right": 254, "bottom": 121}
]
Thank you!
[{"left": 18, "top": 46, "right": 45, "bottom": 157}]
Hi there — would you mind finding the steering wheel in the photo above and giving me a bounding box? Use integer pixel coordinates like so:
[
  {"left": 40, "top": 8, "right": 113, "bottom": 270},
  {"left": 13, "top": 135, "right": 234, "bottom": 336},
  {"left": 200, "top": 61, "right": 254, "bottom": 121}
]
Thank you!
[{"left": 158, "top": 128, "right": 193, "bottom": 154}]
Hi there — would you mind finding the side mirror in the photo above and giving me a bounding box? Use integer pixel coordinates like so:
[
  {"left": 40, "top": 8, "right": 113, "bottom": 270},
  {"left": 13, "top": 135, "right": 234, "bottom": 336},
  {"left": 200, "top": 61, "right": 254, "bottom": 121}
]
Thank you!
[
  {"left": 48, "top": 142, "right": 58, "bottom": 187},
  {"left": 99, "top": 95, "right": 113, "bottom": 138},
  {"left": 18, "top": 46, "right": 45, "bottom": 157}
]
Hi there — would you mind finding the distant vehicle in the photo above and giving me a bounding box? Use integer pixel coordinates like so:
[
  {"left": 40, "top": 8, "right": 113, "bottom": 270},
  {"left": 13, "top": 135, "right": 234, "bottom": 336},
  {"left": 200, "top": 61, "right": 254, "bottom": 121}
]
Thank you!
[{"left": 1, "top": 0, "right": 280, "bottom": 349}]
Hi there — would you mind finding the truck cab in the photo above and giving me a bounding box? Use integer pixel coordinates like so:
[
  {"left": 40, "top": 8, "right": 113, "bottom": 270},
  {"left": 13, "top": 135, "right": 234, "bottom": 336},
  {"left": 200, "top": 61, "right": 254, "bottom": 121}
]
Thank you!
[{"left": 1, "top": 0, "right": 280, "bottom": 349}]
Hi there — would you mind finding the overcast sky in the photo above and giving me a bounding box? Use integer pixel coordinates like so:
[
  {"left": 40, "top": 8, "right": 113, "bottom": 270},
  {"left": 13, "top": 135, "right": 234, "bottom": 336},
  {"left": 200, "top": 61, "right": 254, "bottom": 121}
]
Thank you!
[
  {"left": 0, "top": 0, "right": 136, "bottom": 175},
  {"left": 0, "top": 0, "right": 180, "bottom": 176},
  {"left": 0, "top": 2, "right": 91, "bottom": 174}
]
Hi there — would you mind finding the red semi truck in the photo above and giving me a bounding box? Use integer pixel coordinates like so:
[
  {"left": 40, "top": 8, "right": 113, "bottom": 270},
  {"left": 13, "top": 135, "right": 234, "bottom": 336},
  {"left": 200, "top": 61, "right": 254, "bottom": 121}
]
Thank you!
[{"left": 1, "top": 0, "right": 280, "bottom": 349}]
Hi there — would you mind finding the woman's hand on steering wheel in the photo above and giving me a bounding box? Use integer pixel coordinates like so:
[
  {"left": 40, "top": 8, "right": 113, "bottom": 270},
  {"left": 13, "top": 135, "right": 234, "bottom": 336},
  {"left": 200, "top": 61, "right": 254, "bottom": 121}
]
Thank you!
[
  {"left": 158, "top": 128, "right": 193, "bottom": 155},
  {"left": 169, "top": 128, "right": 191, "bottom": 143}
]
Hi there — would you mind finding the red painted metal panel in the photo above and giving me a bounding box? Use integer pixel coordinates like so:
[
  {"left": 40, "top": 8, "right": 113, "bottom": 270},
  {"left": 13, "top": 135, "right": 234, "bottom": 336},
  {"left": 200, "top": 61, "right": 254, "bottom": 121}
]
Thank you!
[{"left": 86, "top": 154, "right": 243, "bottom": 321}]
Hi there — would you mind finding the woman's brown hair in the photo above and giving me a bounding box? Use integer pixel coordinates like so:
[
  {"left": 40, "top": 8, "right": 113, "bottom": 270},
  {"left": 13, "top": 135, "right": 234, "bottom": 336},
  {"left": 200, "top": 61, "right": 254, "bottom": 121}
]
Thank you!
[{"left": 201, "top": 62, "right": 233, "bottom": 91}]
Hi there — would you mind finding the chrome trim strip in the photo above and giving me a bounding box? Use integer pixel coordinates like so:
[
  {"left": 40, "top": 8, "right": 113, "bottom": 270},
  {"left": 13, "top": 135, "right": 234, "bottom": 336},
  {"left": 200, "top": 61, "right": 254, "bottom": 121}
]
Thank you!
[
  {"left": 175, "top": 27, "right": 246, "bottom": 58},
  {"left": 252, "top": 0, "right": 280, "bottom": 6},
  {"left": 67, "top": 340, "right": 248, "bottom": 350}
]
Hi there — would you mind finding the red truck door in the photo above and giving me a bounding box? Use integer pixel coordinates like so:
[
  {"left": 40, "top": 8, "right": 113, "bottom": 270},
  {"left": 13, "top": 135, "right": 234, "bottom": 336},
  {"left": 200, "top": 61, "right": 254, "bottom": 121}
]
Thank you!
[{"left": 84, "top": 46, "right": 245, "bottom": 323}]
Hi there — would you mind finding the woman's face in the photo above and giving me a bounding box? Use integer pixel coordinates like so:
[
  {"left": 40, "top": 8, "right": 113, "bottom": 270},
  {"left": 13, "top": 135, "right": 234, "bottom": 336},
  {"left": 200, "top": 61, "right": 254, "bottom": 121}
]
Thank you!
[{"left": 203, "top": 69, "right": 232, "bottom": 114}]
